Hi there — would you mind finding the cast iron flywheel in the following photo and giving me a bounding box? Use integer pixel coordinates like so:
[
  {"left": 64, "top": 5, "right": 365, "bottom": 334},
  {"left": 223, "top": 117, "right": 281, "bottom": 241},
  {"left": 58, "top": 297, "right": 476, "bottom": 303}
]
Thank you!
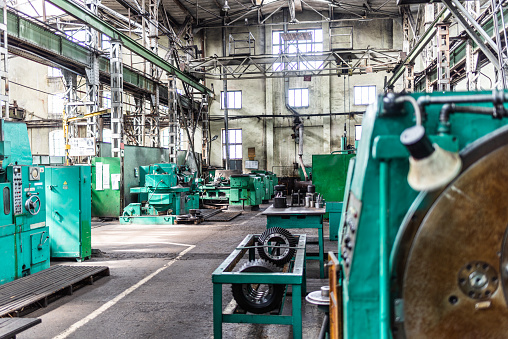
[{"left": 231, "top": 259, "right": 285, "bottom": 314}]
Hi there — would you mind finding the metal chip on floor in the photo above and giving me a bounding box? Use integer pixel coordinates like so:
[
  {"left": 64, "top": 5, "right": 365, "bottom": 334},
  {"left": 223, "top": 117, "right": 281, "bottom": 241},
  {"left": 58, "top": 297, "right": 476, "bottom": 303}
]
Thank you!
[
  {"left": 206, "top": 211, "right": 242, "bottom": 222},
  {"left": 0, "top": 265, "right": 110, "bottom": 317}
]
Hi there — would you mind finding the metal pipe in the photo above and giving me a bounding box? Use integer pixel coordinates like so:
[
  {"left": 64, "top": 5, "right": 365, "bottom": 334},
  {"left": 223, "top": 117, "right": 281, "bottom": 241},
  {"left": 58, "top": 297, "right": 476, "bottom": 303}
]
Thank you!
[
  {"left": 222, "top": 22, "right": 230, "bottom": 170},
  {"left": 440, "top": 103, "right": 497, "bottom": 124},
  {"left": 379, "top": 161, "right": 390, "bottom": 339}
]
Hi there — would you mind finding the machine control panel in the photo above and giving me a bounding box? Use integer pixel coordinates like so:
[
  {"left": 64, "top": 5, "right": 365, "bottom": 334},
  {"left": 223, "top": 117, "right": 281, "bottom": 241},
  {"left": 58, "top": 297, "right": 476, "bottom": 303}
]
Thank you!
[
  {"left": 13, "top": 165, "right": 23, "bottom": 215},
  {"left": 340, "top": 192, "right": 362, "bottom": 280}
]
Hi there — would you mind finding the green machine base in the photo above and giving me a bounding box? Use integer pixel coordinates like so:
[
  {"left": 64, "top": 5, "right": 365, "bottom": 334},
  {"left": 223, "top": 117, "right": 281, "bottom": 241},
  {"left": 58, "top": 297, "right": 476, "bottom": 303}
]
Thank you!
[{"left": 120, "top": 215, "right": 177, "bottom": 225}]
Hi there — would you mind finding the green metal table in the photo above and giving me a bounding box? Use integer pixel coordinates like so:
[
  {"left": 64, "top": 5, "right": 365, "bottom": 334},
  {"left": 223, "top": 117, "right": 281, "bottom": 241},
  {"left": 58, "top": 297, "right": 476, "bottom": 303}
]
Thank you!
[
  {"left": 212, "top": 234, "right": 307, "bottom": 339},
  {"left": 263, "top": 206, "right": 326, "bottom": 278}
]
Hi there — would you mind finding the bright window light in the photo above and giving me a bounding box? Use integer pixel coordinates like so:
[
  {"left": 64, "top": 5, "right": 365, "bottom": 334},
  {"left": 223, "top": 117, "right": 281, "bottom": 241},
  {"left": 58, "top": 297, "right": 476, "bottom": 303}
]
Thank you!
[
  {"left": 354, "top": 86, "right": 376, "bottom": 105},
  {"left": 220, "top": 91, "right": 242, "bottom": 109},
  {"left": 288, "top": 88, "right": 309, "bottom": 108}
]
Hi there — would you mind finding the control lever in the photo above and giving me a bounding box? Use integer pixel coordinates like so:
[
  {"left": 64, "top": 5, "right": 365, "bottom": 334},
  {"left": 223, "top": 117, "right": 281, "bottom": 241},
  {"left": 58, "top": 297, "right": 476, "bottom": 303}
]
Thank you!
[{"left": 38, "top": 231, "right": 49, "bottom": 250}]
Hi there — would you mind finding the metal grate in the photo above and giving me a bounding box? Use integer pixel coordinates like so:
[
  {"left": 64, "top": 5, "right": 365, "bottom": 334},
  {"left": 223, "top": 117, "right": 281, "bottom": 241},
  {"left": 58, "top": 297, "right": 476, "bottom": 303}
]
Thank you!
[{"left": 0, "top": 265, "right": 110, "bottom": 317}]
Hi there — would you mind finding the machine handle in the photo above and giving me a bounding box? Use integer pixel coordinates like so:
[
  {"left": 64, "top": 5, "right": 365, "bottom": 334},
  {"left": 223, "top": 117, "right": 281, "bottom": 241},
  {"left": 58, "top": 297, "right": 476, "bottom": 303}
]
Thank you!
[{"left": 38, "top": 231, "right": 49, "bottom": 250}]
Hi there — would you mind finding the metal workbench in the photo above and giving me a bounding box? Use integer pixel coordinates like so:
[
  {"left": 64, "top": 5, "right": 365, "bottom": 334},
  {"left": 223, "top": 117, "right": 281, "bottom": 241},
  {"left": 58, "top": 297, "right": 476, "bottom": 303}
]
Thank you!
[
  {"left": 212, "top": 234, "right": 307, "bottom": 339},
  {"left": 262, "top": 206, "right": 326, "bottom": 278}
]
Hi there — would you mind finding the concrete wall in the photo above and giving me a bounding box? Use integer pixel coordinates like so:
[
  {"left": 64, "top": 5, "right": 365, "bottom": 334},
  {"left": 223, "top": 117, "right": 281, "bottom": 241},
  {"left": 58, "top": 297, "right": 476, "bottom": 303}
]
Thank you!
[{"left": 205, "top": 12, "right": 402, "bottom": 176}]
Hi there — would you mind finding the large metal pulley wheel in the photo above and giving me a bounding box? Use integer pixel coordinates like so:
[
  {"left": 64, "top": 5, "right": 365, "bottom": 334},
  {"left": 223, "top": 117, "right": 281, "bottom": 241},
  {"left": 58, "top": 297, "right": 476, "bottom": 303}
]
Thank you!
[
  {"left": 257, "top": 227, "right": 297, "bottom": 266},
  {"left": 231, "top": 259, "right": 285, "bottom": 314},
  {"left": 394, "top": 126, "right": 508, "bottom": 338},
  {"left": 25, "top": 195, "right": 41, "bottom": 215}
]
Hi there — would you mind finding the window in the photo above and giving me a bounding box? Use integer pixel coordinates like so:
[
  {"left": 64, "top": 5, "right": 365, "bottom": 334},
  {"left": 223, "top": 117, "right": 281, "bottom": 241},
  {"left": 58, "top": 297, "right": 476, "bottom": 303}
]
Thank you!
[
  {"left": 102, "top": 91, "right": 111, "bottom": 109},
  {"left": 354, "top": 86, "right": 376, "bottom": 105},
  {"left": 48, "top": 93, "right": 66, "bottom": 115},
  {"left": 272, "top": 29, "right": 324, "bottom": 71},
  {"left": 49, "top": 130, "right": 65, "bottom": 156},
  {"left": 288, "top": 89, "right": 309, "bottom": 107},
  {"left": 355, "top": 125, "right": 362, "bottom": 140},
  {"left": 48, "top": 67, "right": 62, "bottom": 78},
  {"left": 220, "top": 91, "right": 242, "bottom": 109},
  {"left": 103, "top": 129, "right": 112, "bottom": 143},
  {"left": 222, "top": 129, "right": 242, "bottom": 159}
]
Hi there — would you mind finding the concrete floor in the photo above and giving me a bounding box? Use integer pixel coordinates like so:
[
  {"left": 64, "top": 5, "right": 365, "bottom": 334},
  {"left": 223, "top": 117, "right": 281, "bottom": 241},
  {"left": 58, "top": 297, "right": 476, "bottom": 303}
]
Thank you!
[{"left": 18, "top": 204, "right": 336, "bottom": 339}]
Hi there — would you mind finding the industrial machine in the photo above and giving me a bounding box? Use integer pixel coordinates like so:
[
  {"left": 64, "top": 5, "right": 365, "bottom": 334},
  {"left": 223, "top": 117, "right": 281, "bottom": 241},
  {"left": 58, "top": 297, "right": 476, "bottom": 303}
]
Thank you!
[
  {"left": 337, "top": 90, "right": 508, "bottom": 338},
  {"left": 228, "top": 174, "right": 263, "bottom": 210},
  {"left": 121, "top": 163, "right": 199, "bottom": 224},
  {"left": 0, "top": 120, "right": 49, "bottom": 285},
  {"left": 45, "top": 166, "right": 91, "bottom": 261},
  {"left": 251, "top": 170, "right": 278, "bottom": 202}
]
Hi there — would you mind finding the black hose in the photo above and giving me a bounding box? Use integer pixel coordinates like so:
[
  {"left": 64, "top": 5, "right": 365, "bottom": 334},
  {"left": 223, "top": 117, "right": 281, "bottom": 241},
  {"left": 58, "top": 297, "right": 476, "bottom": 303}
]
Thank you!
[{"left": 318, "top": 314, "right": 329, "bottom": 339}]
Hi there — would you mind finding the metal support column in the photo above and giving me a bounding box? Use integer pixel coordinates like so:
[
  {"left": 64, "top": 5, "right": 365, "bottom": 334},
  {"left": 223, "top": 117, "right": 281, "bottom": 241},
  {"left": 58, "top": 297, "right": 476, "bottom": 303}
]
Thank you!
[
  {"left": 490, "top": 0, "right": 508, "bottom": 88},
  {"left": 465, "top": 1, "right": 480, "bottom": 91},
  {"left": 110, "top": 40, "right": 123, "bottom": 158},
  {"left": 133, "top": 96, "right": 145, "bottom": 146},
  {"left": 0, "top": 0, "right": 8, "bottom": 118},
  {"left": 424, "top": 4, "right": 436, "bottom": 92},
  {"left": 110, "top": 39, "right": 124, "bottom": 208},
  {"left": 402, "top": 7, "right": 414, "bottom": 92},
  {"left": 63, "top": 70, "right": 78, "bottom": 163},
  {"left": 149, "top": 89, "right": 160, "bottom": 147},
  {"left": 85, "top": 0, "right": 100, "bottom": 156},
  {"left": 168, "top": 76, "right": 179, "bottom": 163},
  {"left": 436, "top": 23, "right": 451, "bottom": 91},
  {"left": 222, "top": 24, "right": 230, "bottom": 170}
]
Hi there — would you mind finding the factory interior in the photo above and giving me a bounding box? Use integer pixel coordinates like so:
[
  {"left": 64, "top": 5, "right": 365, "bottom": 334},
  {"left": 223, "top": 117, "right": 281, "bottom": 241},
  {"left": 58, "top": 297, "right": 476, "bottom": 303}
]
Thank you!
[{"left": 0, "top": 0, "right": 507, "bottom": 338}]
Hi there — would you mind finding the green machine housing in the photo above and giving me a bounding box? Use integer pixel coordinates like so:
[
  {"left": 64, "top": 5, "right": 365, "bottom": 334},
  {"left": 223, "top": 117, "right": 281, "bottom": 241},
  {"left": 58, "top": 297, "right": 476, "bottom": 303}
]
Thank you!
[
  {"left": 121, "top": 163, "right": 199, "bottom": 224},
  {"left": 228, "top": 174, "right": 263, "bottom": 210},
  {"left": 312, "top": 153, "right": 355, "bottom": 240},
  {"left": 250, "top": 170, "right": 278, "bottom": 202},
  {"left": 338, "top": 90, "right": 508, "bottom": 338},
  {"left": 0, "top": 121, "right": 50, "bottom": 285},
  {"left": 45, "top": 166, "right": 91, "bottom": 261}
]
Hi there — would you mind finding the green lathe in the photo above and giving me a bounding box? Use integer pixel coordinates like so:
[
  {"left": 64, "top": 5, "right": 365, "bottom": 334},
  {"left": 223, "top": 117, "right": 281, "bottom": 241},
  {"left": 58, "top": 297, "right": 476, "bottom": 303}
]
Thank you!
[
  {"left": 338, "top": 90, "right": 508, "bottom": 338},
  {"left": 0, "top": 120, "right": 49, "bottom": 285}
]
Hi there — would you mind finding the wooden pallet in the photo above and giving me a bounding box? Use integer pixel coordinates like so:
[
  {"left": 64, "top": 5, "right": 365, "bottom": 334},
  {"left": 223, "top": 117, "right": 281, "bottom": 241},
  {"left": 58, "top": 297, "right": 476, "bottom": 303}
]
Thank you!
[{"left": 0, "top": 265, "right": 110, "bottom": 317}]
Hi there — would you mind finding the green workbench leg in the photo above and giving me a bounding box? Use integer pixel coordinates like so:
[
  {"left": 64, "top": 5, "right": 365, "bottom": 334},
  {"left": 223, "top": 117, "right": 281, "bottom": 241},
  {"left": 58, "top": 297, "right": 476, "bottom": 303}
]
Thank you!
[
  {"left": 319, "top": 228, "right": 325, "bottom": 279},
  {"left": 292, "top": 284, "right": 303, "bottom": 339},
  {"left": 213, "top": 283, "right": 223, "bottom": 339}
]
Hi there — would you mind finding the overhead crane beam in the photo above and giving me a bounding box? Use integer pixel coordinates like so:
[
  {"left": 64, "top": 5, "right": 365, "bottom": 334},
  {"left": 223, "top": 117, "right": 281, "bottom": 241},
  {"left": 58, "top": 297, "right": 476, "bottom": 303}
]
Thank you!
[{"left": 45, "top": 0, "right": 212, "bottom": 95}]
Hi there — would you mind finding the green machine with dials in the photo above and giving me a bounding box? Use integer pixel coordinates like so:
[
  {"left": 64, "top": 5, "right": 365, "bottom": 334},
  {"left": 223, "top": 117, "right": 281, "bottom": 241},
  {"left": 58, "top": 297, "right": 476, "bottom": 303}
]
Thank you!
[
  {"left": 337, "top": 90, "right": 508, "bottom": 338},
  {"left": 228, "top": 174, "right": 263, "bottom": 210},
  {"left": 0, "top": 120, "right": 49, "bottom": 285}
]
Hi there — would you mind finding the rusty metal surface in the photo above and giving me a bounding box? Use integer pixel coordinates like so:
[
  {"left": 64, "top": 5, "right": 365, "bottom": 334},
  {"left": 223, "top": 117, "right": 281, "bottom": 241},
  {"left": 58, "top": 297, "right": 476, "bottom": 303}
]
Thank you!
[
  {"left": 403, "top": 144, "right": 508, "bottom": 338},
  {"left": 262, "top": 206, "right": 326, "bottom": 215}
]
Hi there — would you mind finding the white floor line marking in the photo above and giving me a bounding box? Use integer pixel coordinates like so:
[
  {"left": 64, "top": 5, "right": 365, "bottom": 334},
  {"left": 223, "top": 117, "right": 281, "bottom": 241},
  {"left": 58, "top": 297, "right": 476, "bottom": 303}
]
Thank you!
[
  {"left": 52, "top": 244, "right": 196, "bottom": 339},
  {"left": 223, "top": 298, "right": 238, "bottom": 314}
]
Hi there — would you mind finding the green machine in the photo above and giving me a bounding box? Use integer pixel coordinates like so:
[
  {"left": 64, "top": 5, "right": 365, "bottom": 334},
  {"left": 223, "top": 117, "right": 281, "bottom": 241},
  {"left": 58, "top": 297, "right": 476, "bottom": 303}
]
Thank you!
[
  {"left": 45, "top": 166, "right": 91, "bottom": 261},
  {"left": 228, "top": 174, "right": 263, "bottom": 210},
  {"left": 251, "top": 170, "right": 278, "bottom": 201},
  {"left": 0, "top": 120, "right": 50, "bottom": 285},
  {"left": 199, "top": 181, "right": 230, "bottom": 206},
  {"left": 91, "top": 157, "right": 121, "bottom": 218},
  {"left": 121, "top": 163, "right": 199, "bottom": 224},
  {"left": 338, "top": 90, "right": 508, "bottom": 338},
  {"left": 312, "top": 153, "right": 355, "bottom": 240}
]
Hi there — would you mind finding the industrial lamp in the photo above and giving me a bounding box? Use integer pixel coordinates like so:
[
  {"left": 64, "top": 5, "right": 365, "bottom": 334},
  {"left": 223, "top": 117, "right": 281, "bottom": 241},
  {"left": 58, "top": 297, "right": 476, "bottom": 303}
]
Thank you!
[
  {"left": 400, "top": 125, "right": 462, "bottom": 191},
  {"left": 223, "top": 0, "right": 230, "bottom": 11}
]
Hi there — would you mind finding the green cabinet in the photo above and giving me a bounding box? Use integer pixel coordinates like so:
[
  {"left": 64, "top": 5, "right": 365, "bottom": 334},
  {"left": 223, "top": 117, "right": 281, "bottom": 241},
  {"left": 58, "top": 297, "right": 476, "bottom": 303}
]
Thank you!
[
  {"left": 91, "top": 157, "right": 121, "bottom": 217},
  {"left": 46, "top": 166, "right": 91, "bottom": 261}
]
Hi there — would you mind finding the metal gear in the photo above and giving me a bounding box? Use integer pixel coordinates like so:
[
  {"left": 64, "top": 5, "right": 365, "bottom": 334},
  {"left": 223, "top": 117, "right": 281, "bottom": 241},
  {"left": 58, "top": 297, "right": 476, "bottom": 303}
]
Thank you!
[
  {"left": 257, "top": 227, "right": 297, "bottom": 266},
  {"left": 231, "top": 259, "right": 285, "bottom": 314}
]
